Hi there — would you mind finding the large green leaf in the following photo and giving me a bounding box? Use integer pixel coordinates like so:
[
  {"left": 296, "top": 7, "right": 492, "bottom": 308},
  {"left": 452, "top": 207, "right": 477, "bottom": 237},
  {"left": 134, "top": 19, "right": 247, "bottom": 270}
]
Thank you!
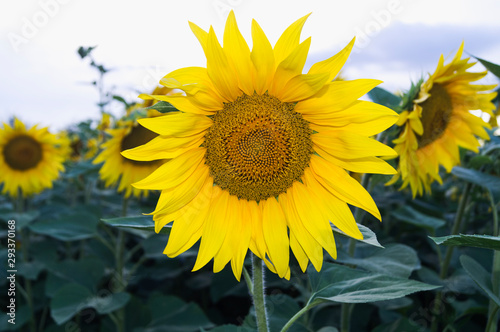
[
  {"left": 101, "top": 215, "right": 171, "bottom": 235},
  {"left": 430, "top": 234, "right": 500, "bottom": 251},
  {"left": 46, "top": 257, "right": 106, "bottom": 292},
  {"left": 50, "top": 283, "right": 130, "bottom": 325},
  {"left": 332, "top": 223, "right": 383, "bottom": 248},
  {"left": 460, "top": 255, "right": 500, "bottom": 307},
  {"left": 266, "top": 294, "right": 309, "bottom": 332},
  {"left": 308, "top": 263, "right": 439, "bottom": 305},
  {"left": 337, "top": 244, "right": 421, "bottom": 278},
  {"left": 135, "top": 294, "right": 214, "bottom": 332},
  {"left": 391, "top": 206, "right": 446, "bottom": 231},
  {"left": 451, "top": 166, "right": 500, "bottom": 200},
  {"left": 29, "top": 211, "right": 99, "bottom": 241},
  {"left": 368, "top": 86, "right": 402, "bottom": 109},
  {"left": 243, "top": 294, "right": 307, "bottom": 332}
]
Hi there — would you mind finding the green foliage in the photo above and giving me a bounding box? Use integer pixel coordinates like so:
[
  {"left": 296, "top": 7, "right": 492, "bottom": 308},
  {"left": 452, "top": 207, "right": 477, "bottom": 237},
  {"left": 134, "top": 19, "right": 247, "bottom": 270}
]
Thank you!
[
  {"left": 367, "top": 87, "right": 402, "bottom": 110},
  {"left": 430, "top": 234, "right": 500, "bottom": 251},
  {"left": 460, "top": 255, "right": 500, "bottom": 307},
  {"left": 1, "top": 50, "right": 499, "bottom": 332},
  {"left": 308, "top": 263, "right": 439, "bottom": 305},
  {"left": 144, "top": 101, "right": 180, "bottom": 113}
]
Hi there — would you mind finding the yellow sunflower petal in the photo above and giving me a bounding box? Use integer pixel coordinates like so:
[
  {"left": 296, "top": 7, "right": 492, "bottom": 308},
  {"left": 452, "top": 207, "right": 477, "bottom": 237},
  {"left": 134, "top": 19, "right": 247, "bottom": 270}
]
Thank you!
[
  {"left": 223, "top": 10, "right": 254, "bottom": 96},
  {"left": 262, "top": 197, "right": 289, "bottom": 278},
  {"left": 206, "top": 26, "right": 241, "bottom": 101},
  {"left": 132, "top": 148, "right": 205, "bottom": 190},
  {"left": 311, "top": 155, "right": 381, "bottom": 220},
  {"left": 273, "top": 13, "right": 311, "bottom": 66},
  {"left": 251, "top": 19, "right": 275, "bottom": 95}
]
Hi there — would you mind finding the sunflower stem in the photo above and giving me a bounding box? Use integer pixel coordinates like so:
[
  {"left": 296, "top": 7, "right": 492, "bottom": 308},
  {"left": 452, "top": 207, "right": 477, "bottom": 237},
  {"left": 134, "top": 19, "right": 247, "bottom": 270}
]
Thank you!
[
  {"left": 18, "top": 195, "right": 36, "bottom": 332},
  {"left": 341, "top": 173, "right": 370, "bottom": 332},
  {"left": 113, "top": 197, "right": 129, "bottom": 332},
  {"left": 486, "top": 190, "right": 499, "bottom": 332},
  {"left": 431, "top": 182, "right": 472, "bottom": 332},
  {"left": 439, "top": 182, "right": 472, "bottom": 279},
  {"left": 252, "top": 254, "right": 269, "bottom": 332}
]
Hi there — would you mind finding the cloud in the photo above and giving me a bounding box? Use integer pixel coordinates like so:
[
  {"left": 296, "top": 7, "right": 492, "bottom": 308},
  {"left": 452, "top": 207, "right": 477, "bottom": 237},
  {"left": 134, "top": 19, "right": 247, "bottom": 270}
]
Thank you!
[{"left": 307, "top": 22, "right": 500, "bottom": 91}]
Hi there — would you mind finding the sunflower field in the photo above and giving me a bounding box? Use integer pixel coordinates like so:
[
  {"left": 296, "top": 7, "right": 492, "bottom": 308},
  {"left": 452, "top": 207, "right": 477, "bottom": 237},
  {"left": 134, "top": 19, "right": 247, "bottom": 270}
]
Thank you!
[{"left": 1, "top": 9, "right": 500, "bottom": 332}]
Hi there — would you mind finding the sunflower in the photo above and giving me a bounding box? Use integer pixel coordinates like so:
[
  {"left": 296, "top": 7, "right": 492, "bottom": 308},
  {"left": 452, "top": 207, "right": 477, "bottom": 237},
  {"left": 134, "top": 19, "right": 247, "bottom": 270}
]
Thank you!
[
  {"left": 93, "top": 87, "right": 172, "bottom": 198},
  {"left": 93, "top": 119, "right": 164, "bottom": 199},
  {"left": 123, "top": 12, "right": 398, "bottom": 280},
  {"left": 0, "top": 118, "right": 66, "bottom": 197},
  {"left": 388, "top": 43, "right": 497, "bottom": 197}
]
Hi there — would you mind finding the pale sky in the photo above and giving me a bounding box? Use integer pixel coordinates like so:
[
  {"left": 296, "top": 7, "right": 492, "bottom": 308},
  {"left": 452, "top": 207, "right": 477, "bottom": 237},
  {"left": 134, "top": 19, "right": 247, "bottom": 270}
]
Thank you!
[{"left": 1, "top": 0, "right": 499, "bottom": 131}]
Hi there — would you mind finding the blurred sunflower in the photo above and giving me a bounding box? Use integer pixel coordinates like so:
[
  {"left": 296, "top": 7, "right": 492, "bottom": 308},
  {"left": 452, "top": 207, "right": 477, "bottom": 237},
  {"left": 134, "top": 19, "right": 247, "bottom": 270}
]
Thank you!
[
  {"left": 0, "top": 118, "right": 66, "bottom": 197},
  {"left": 388, "top": 43, "right": 497, "bottom": 196},
  {"left": 123, "top": 12, "right": 398, "bottom": 280},
  {"left": 93, "top": 88, "right": 172, "bottom": 198}
]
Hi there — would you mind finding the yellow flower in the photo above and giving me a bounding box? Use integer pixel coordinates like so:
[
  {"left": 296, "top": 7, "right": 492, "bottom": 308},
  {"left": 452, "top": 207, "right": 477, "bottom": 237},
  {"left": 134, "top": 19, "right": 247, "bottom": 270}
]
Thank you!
[
  {"left": 124, "top": 12, "right": 398, "bottom": 280},
  {"left": 93, "top": 119, "right": 163, "bottom": 199},
  {"left": 0, "top": 118, "right": 65, "bottom": 197},
  {"left": 388, "top": 43, "right": 497, "bottom": 197}
]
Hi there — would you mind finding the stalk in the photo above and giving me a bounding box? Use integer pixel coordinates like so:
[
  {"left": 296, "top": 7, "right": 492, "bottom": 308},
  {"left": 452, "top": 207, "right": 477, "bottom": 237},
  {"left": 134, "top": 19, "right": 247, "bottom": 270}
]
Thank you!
[{"left": 252, "top": 254, "right": 269, "bottom": 332}]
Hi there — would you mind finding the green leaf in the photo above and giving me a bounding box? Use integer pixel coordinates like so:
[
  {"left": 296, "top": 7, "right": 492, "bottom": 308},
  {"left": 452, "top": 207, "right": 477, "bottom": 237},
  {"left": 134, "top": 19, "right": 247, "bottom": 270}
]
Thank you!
[
  {"left": 17, "top": 261, "right": 44, "bottom": 280},
  {"left": 144, "top": 101, "right": 179, "bottom": 113},
  {"left": 473, "top": 55, "right": 500, "bottom": 79},
  {"left": 0, "top": 305, "right": 30, "bottom": 330},
  {"left": 391, "top": 206, "right": 446, "bottom": 231},
  {"left": 337, "top": 244, "right": 421, "bottom": 278},
  {"left": 332, "top": 223, "right": 383, "bottom": 248},
  {"left": 0, "top": 210, "right": 40, "bottom": 231},
  {"left": 50, "top": 283, "right": 130, "bottom": 325},
  {"left": 112, "top": 95, "right": 130, "bottom": 108},
  {"left": 29, "top": 211, "right": 99, "bottom": 241},
  {"left": 430, "top": 234, "right": 500, "bottom": 251},
  {"left": 451, "top": 166, "right": 500, "bottom": 200},
  {"left": 460, "top": 255, "right": 500, "bottom": 307},
  {"left": 208, "top": 326, "right": 256, "bottom": 332},
  {"left": 368, "top": 87, "right": 402, "bottom": 109},
  {"left": 136, "top": 294, "right": 214, "bottom": 332},
  {"left": 63, "top": 160, "right": 100, "bottom": 178},
  {"left": 101, "top": 215, "right": 171, "bottom": 235},
  {"left": 210, "top": 266, "right": 249, "bottom": 302},
  {"left": 308, "top": 263, "right": 439, "bottom": 305},
  {"left": 266, "top": 294, "right": 309, "bottom": 332},
  {"left": 46, "top": 257, "right": 106, "bottom": 292},
  {"left": 77, "top": 46, "right": 96, "bottom": 59},
  {"left": 468, "top": 155, "right": 493, "bottom": 170}
]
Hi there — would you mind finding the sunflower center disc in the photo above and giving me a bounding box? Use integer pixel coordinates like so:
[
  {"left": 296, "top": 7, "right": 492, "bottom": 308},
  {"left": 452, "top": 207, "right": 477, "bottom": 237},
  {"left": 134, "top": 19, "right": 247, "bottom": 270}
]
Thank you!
[
  {"left": 417, "top": 83, "right": 453, "bottom": 148},
  {"left": 3, "top": 135, "right": 43, "bottom": 170},
  {"left": 120, "top": 124, "right": 159, "bottom": 165},
  {"left": 205, "top": 93, "right": 313, "bottom": 201}
]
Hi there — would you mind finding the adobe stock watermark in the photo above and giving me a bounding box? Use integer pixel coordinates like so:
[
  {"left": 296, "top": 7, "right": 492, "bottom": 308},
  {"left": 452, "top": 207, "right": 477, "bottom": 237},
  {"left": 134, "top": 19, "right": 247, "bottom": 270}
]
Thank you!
[
  {"left": 352, "top": 0, "right": 403, "bottom": 53},
  {"left": 212, "top": 0, "right": 244, "bottom": 21},
  {"left": 7, "top": 0, "right": 72, "bottom": 53}
]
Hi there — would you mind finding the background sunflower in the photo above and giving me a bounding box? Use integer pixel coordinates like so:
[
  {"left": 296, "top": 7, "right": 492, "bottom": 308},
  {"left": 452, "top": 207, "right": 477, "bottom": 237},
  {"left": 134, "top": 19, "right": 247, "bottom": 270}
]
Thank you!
[
  {"left": 0, "top": 118, "right": 66, "bottom": 197},
  {"left": 388, "top": 43, "right": 497, "bottom": 196}
]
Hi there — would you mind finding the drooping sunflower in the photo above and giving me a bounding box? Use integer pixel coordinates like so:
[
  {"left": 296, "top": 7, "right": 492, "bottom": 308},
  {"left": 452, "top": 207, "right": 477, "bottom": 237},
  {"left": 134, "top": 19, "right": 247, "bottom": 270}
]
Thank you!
[
  {"left": 0, "top": 118, "right": 66, "bottom": 197},
  {"left": 123, "top": 12, "right": 398, "bottom": 280},
  {"left": 388, "top": 43, "right": 497, "bottom": 197}
]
